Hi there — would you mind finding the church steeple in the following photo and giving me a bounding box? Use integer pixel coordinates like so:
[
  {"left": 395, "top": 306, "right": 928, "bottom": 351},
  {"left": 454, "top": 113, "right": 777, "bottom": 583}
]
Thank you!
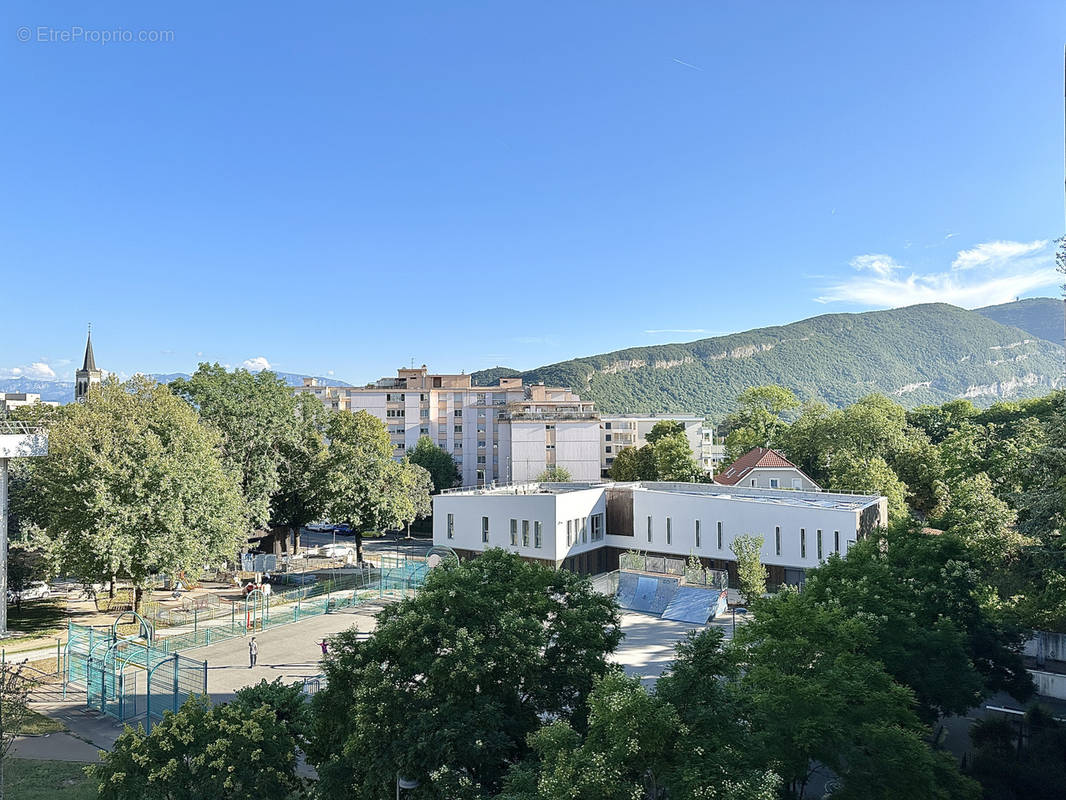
[
  {"left": 75, "top": 325, "right": 102, "bottom": 403},
  {"left": 82, "top": 326, "right": 96, "bottom": 371}
]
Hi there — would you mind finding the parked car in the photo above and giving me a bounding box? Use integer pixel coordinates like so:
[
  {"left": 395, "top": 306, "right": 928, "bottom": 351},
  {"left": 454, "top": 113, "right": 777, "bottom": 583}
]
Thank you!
[
  {"left": 331, "top": 523, "right": 352, "bottom": 535},
  {"left": 321, "top": 543, "right": 354, "bottom": 558},
  {"left": 305, "top": 522, "right": 332, "bottom": 532}
]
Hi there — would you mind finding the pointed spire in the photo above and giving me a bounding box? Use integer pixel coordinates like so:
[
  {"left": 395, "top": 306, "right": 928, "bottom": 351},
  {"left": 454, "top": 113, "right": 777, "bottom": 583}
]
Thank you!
[{"left": 82, "top": 325, "right": 96, "bottom": 372}]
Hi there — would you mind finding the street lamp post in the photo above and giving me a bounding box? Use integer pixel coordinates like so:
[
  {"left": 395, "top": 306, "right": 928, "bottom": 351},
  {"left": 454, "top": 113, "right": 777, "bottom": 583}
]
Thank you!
[
  {"left": 396, "top": 774, "right": 420, "bottom": 800},
  {"left": 732, "top": 606, "right": 748, "bottom": 638}
]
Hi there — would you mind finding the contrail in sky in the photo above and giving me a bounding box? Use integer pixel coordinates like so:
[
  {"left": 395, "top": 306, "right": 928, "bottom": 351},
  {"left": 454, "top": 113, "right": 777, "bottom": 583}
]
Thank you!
[{"left": 672, "top": 58, "right": 703, "bottom": 71}]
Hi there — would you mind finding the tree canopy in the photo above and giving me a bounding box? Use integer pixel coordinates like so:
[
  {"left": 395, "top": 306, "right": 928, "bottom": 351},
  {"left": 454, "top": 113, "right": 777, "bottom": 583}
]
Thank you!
[
  {"left": 28, "top": 376, "right": 245, "bottom": 607},
  {"left": 306, "top": 550, "right": 622, "bottom": 799}
]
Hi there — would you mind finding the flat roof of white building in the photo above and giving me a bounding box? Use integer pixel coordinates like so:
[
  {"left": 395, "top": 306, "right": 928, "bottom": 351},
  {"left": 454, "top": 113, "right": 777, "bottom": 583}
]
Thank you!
[{"left": 439, "top": 479, "right": 882, "bottom": 512}]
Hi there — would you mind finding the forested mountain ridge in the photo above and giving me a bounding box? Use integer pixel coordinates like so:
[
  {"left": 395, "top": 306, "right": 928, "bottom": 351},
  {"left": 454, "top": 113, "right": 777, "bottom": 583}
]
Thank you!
[
  {"left": 976, "top": 297, "right": 1062, "bottom": 346},
  {"left": 472, "top": 303, "right": 1064, "bottom": 418}
]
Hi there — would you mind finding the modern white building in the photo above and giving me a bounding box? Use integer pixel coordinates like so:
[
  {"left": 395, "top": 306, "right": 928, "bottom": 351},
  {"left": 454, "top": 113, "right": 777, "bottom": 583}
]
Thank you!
[
  {"left": 433, "top": 480, "right": 886, "bottom": 585},
  {"left": 296, "top": 367, "right": 600, "bottom": 487},
  {"left": 600, "top": 415, "right": 711, "bottom": 476}
]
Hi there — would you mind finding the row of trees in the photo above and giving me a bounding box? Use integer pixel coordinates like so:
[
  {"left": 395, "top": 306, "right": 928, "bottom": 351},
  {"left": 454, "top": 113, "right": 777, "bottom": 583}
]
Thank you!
[
  {"left": 89, "top": 535, "right": 1034, "bottom": 799},
  {"left": 11, "top": 365, "right": 445, "bottom": 607},
  {"left": 720, "top": 384, "right": 1066, "bottom": 631}
]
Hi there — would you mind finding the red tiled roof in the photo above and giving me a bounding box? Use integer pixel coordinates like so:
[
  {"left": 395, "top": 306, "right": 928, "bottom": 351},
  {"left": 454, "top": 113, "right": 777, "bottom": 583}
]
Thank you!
[{"left": 714, "top": 447, "right": 804, "bottom": 486}]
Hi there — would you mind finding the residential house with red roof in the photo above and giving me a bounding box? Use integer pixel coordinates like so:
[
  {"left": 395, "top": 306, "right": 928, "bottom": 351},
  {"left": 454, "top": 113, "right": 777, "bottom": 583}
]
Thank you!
[{"left": 714, "top": 447, "right": 821, "bottom": 491}]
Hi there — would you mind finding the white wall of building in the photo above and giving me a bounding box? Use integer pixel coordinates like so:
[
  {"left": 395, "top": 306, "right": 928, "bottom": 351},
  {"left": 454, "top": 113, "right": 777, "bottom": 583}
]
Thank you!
[
  {"left": 433, "top": 487, "right": 605, "bottom": 563},
  {"left": 729, "top": 467, "right": 820, "bottom": 491},
  {"left": 434, "top": 483, "right": 880, "bottom": 574},
  {"left": 555, "top": 421, "right": 601, "bottom": 481},
  {"left": 617, "top": 487, "right": 861, "bottom": 571}
]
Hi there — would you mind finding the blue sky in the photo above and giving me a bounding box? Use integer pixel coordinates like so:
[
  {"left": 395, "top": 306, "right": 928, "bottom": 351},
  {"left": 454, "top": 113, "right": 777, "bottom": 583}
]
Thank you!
[{"left": 2, "top": 1, "right": 1063, "bottom": 385}]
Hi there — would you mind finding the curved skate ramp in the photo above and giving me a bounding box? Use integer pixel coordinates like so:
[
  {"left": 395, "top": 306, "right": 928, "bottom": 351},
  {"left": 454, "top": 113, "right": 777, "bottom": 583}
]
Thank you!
[{"left": 661, "top": 586, "right": 727, "bottom": 624}]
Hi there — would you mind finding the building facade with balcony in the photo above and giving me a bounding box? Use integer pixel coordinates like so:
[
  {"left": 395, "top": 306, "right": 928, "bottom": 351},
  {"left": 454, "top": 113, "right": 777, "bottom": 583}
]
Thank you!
[
  {"left": 599, "top": 414, "right": 716, "bottom": 476},
  {"left": 296, "top": 367, "right": 600, "bottom": 487}
]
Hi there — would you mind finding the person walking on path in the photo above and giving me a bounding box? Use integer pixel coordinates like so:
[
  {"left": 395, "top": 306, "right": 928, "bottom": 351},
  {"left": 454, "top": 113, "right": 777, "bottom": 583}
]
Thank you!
[
  {"left": 248, "top": 636, "right": 258, "bottom": 668},
  {"left": 318, "top": 639, "right": 329, "bottom": 655}
]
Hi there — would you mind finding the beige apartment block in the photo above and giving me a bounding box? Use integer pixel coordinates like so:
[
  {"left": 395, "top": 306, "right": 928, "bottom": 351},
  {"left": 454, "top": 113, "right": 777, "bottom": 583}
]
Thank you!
[{"left": 296, "top": 366, "right": 601, "bottom": 487}]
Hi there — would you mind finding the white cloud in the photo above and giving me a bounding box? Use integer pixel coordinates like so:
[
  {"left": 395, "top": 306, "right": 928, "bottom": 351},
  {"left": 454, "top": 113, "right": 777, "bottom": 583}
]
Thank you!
[
  {"left": 951, "top": 239, "right": 1048, "bottom": 271},
  {"left": 327, "top": 370, "right": 335, "bottom": 376},
  {"left": 849, "top": 254, "right": 902, "bottom": 277},
  {"left": 241, "top": 357, "right": 272, "bottom": 371},
  {"left": 0, "top": 362, "right": 57, "bottom": 379},
  {"left": 817, "top": 239, "right": 1058, "bottom": 309}
]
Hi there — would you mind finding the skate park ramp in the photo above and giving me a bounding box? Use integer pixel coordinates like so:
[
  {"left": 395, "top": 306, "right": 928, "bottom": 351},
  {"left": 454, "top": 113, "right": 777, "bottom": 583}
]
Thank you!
[
  {"left": 615, "top": 571, "right": 679, "bottom": 615},
  {"left": 661, "top": 586, "right": 727, "bottom": 624}
]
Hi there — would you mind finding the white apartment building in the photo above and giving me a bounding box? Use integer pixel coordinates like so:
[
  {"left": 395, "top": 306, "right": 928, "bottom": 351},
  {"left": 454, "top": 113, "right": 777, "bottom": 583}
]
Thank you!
[
  {"left": 0, "top": 393, "right": 59, "bottom": 413},
  {"left": 600, "top": 414, "right": 718, "bottom": 475},
  {"left": 433, "top": 480, "right": 886, "bottom": 585},
  {"left": 296, "top": 367, "right": 600, "bottom": 487}
]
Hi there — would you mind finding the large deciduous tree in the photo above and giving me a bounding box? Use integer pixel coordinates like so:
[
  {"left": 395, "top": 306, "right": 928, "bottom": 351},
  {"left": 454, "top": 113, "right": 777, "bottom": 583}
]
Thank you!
[
  {"left": 732, "top": 590, "right": 979, "bottom": 799},
  {"left": 723, "top": 385, "right": 798, "bottom": 463},
  {"left": 306, "top": 550, "right": 622, "bottom": 799},
  {"left": 171, "top": 364, "right": 299, "bottom": 531},
  {"left": 316, "top": 410, "right": 411, "bottom": 563},
  {"left": 30, "top": 376, "right": 245, "bottom": 609},
  {"left": 92, "top": 694, "right": 302, "bottom": 800},
  {"left": 408, "top": 435, "right": 460, "bottom": 493}
]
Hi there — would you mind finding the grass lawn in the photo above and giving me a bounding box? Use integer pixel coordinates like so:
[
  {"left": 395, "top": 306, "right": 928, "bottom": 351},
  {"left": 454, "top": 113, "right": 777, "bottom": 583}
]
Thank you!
[
  {"left": 4, "top": 758, "right": 96, "bottom": 800},
  {"left": 6, "top": 599, "right": 67, "bottom": 640},
  {"left": 17, "top": 709, "right": 66, "bottom": 736}
]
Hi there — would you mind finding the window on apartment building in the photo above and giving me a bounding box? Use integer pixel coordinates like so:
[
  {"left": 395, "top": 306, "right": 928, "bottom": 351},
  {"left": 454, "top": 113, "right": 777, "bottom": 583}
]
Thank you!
[
  {"left": 510, "top": 519, "right": 517, "bottom": 546},
  {"left": 534, "top": 521, "right": 542, "bottom": 548},
  {"left": 605, "top": 422, "right": 612, "bottom": 429},
  {"left": 666, "top": 517, "right": 672, "bottom": 545},
  {"left": 582, "top": 518, "right": 588, "bottom": 543},
  {"left": 591, "top": 515, "right": 602, "bottom": 541},
  {"left": 647, "top": 516, "right": 653, "bottom": 543},
  {"left": 605, "top": 434, "right": 612, "bottom": 441},
  {"left": 800, "top": 528, "right": 806, "bottom": 559},
  {"left": 605, "top": 446, "right": 612, "bottom": 453},
  {"left": 817, "top": 530, "right": 823, "bottom": 560},
  {"left": 695, "top": 519, "right": 701, "bottom": 548},
  {"left": 395, "top": 442, "right": 405, "bottom": 450},
  {"left": 566, "top": 520, "right": 573, "bottom": 546},
  {"left": 477, "top": 455, "right": 486, "bottom": 464},
  {"left": 419, "top": 393, "right": 427, "bottom": 401},
  {"left": 775, "top": 526, "right": 781, "bottom": 556},
  {"left": 477, "top": 393, "right": 486, "bottom": 402},
  {"left": 834, "top": 531, "right": 840, "bottom": 552},
  {"left": 453, "top": 441, "right": 462, "bottom": 449},
  {"left": 770, "top": 478, "right": 779, "bottom": 488},
  {"left": 478, "top": 440, "right": 486, "bottom": 448},
  {"left": 454, "top": 425, "right": 463, "bottom": 434},
  {"left": 454, "top": 409, "right": 463, "bottom": 417},
  {"left": 447, "top": 514, "right": 454, "bottom": 539},
  {"left": 522, "top": 520, "right": 530, "bottom": 547},
  {"left": 750, "top": 479, "right": 756, "bottom": 487},
  {"left": 482, "top": 516, "right": 489, "bottom": 543},
  {"left": 546, "top": 444, "right": 555, "bottom": 450},
  {"left": 420, "top": 409, "right": 429, "bottom": 418},
  {"left": 420, "top": 426, "right": 429, "bottom": 435},
  {"left": 453, "top": 393, "right": 463, "bottom": 402},
  {"left": 717, "top": 521, "right": 723, "bottom": 550}
]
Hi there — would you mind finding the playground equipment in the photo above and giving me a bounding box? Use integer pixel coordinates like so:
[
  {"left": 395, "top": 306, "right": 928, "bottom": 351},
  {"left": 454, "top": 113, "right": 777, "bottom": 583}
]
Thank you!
[
  {"left": 62, "top": 545, "right": 456, "bottom": 726},
  {"left": 65, "top": 612, "right": 208, "bottom": 730}
]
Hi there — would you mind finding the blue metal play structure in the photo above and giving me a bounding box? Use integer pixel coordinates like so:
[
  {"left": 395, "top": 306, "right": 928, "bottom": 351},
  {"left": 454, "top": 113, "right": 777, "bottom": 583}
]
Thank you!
[{"left": 62, "top": 545, "right": 459, "bottom": 728}]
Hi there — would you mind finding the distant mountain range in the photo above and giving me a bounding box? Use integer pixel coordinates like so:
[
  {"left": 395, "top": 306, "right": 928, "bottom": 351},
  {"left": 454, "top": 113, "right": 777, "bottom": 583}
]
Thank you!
[
  {"left": 471, "top": 300, "right": 1065, "bottom": 418},
  {"left": 0, "top": 371, "right": 350, "bottom": 405},
  {"left": 975, "top": 297, "right": 1063, "bottom": 346}
]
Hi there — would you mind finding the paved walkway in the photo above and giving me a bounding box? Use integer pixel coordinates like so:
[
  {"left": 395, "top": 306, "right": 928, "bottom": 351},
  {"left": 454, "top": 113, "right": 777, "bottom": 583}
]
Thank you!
[
  {"left": 610, "top": 610, "right": 737, "bottom": 688},
  {"left": 10, "top": 731, "right": 105, "bottom": 762}
]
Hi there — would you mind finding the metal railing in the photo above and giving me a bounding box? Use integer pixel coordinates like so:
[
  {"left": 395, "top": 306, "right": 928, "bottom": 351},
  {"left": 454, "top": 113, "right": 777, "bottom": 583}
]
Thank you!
[{"left": 0, "top": 420, "right": 46, "bottom": 434}]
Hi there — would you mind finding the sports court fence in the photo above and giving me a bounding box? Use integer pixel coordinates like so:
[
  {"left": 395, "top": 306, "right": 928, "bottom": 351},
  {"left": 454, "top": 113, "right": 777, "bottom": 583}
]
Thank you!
[{"left": 61, "top": 554, "right": 452, "bottom": 728}]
